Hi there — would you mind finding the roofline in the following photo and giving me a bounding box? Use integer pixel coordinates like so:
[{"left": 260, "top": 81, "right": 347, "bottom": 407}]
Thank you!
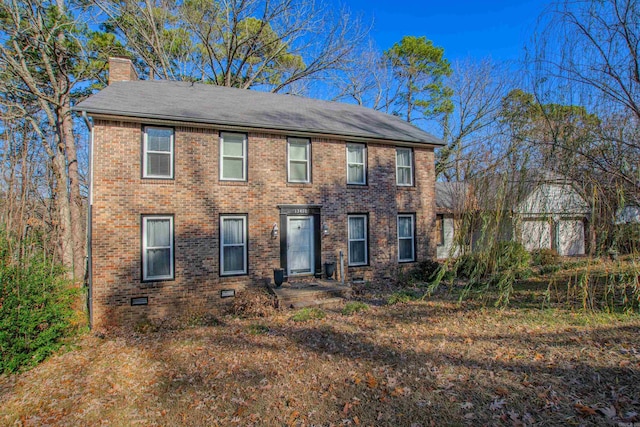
[{"left": 73, "top": 108, "right": 445, "bottom": 148}]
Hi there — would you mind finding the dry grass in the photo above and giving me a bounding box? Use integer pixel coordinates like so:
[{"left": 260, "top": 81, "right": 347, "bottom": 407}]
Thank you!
[{"left": 1, "top": 295, "right": 639, "bottom": 426}]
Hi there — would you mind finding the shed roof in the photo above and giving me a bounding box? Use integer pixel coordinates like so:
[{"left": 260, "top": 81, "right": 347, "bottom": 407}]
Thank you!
[
  {"left": 74, "top": 80, "right": 443, "bottom": 146},
  {"left": 435, "top": 182, "right": 470, "bottom": 212}
]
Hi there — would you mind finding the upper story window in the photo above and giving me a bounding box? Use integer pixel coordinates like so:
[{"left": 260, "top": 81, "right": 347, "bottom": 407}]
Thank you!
[
  {"left": 220, "top": 215, "right": 248, "bottom": 276},
  {"left": 396, "top": 147, "right": 413, "bottom": 186},
  {"left": 142, "top": 215, "right": 174, "bottom": 281},
  {"left": 347, "top": 143, "right": 366, "bottom": 185},
  {"left": 348, "top": 214, "right": 368, "bottom": 266},
  {"left": 143, "top": 126, "right": 174, "bottom": 179},
  {"left": 288, "top": 138, "right": 311, "bottom": 183},
  {"left": 220, "top": 132, "right": 247, "bottom": 181},
  {"left": 397, "top": 214, "right": 415, "bottom": 262}
]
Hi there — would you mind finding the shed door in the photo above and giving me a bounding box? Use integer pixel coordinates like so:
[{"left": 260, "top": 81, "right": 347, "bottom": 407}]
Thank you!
[
  {"left": 287, "top": 216, "right": 314, "bottom": 275},
  {"left": 521, "top": 220, "right": 551, "bottom": 251},
  {"left": 558, "top": 219, "right": 585, "bottom": 256}
]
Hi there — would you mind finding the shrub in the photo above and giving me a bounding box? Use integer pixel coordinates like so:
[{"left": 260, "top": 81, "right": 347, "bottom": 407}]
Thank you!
[
  {"left": 341, "top": 301, "right": 369, "bottom": 315},
  {"left": 531, "top": 249, "right": 560, "bottom": 266},
  {"left": 540, "top": 264, "right": 563, "bottom": 275},
  {"left": 0, "top": 232, "right": 79, "bottom": 373},
  {"left": 410, "top": 259, "right": 443, "bottom": 282},
  {"left": 290, "top": 307, "right": 326, "bottom": 322},
  {"left": 228, "top": 288, "right": 277, "bottom": 318},
  {"left": 494, "top": 241, "right": 531, "bottom": 271},
  {"left": 387, "top": 290, "right": 421, "bottom": 305},
  {"left": 456, "top": 252, "right": 487, "bottom": 279}
]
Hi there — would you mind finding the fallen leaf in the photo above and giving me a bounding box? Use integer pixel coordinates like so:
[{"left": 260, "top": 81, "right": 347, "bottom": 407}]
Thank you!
[
  {"left": 490, "top": 399, "right": 506, "bottom": 411},
  {"left": 574, "top": 403, "right": 597, "bottom": 416},
  {"left": 366, "top": 373, "right": 378, "bottom": 389},
  {"left": 460, "top": 402, "right": 474, "bottom": 410},
  {"left": 597, "top": 405, "right": 617, "bottom": 419},
  {"left": 495, "top": 387, "right": 509, "bottom": 397},
  {"left": 342, "top": 402, "right": 352, "bottom": 415}
]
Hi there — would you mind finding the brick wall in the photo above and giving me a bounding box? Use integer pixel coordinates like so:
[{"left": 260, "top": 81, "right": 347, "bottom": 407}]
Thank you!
[{"left": 91, "top": 120, "right": 437, "bottom": 329}]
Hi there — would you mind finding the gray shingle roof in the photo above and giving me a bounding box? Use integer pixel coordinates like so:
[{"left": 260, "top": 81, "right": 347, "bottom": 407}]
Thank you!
[
  {"left": 74, "top": 80, "right": 443, "bottom": 146},
  {"left": 435, "top": 181, "right": 469, "bottom": 212}
]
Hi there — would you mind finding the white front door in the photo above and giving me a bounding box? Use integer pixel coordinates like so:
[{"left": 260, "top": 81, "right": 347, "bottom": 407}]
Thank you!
[{"left": 287, "top": 216, "right": 314, "bottom": 275}]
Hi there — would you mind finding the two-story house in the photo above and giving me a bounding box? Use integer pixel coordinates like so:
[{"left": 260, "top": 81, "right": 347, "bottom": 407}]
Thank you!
[{"left": 75, "top": 57, "right": 443, "bottom": 329}]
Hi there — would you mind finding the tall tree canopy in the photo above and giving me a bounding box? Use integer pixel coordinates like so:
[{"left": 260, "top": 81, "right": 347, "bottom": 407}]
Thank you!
[
  {"left": 94, "top": 0, "right": 366, "bottom": 92},
  {"left": 384, "top": 35, "right": 453, "bottom": 123}
]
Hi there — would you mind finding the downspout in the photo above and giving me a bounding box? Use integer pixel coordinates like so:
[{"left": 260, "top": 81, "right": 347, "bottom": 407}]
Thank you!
[{"left": 82, "top": 111, "right": 94, "bottom": 329}]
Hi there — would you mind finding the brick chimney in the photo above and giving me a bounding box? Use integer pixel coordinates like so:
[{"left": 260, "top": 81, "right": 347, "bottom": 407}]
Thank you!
[{"left": 108, "top": 57, "right": 138, "bottom": 85}]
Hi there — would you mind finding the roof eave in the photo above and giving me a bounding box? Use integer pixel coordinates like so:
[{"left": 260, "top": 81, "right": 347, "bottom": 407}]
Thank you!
[{"left": 73, "top": 107, "right": 445, "bottom": 148}]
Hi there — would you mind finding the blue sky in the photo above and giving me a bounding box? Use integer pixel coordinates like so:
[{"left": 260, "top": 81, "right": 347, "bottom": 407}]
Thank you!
[{"left": 342, "top": 0, "right": 548, "bottom": 63}]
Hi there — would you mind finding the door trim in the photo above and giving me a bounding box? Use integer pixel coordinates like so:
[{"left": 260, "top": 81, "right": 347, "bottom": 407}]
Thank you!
[{"left": 278, "top": 205, "right": 322, "bottom": 278}]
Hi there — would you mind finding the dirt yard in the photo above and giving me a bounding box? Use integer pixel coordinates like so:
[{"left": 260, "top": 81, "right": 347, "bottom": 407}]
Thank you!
[{"left": 1, "top": 296, "right": 639, "bottom": 426}]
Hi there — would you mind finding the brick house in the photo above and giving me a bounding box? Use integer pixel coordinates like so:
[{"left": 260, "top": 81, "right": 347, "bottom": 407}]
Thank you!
[{"left": 75, "top": 57, "right": 443, "bottom": 329}]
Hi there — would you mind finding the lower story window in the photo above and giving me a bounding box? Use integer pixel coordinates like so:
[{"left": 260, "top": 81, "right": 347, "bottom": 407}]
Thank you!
[
  {"left": 348, "top": 215, "right": 368, "bottom": 266},
  {"left": 221, "top": 215, "right": 247, "bottom": 275},
  {"left": 142, "top": 215, "right": 174, "bottom": 281},
  {"left": 398, "top": 214, "right": 415, "bottom": 262}
]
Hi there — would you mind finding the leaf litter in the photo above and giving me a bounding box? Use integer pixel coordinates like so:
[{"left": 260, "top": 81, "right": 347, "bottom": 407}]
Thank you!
[{"left": 0, "top": 300, "right": 638, "bottom": 425}]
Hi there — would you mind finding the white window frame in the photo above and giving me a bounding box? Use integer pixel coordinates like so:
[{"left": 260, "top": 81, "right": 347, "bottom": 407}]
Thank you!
[
  {"left": 397, "top": 214, "right": 415, "bottom": 262},
  {"left": 348, "top": 215, "right": 368, "bottom": 266},
  {"left": 220, "top": 215, "right": 248, "bottom": 276},
  {"left": 142, "top": 126, "right": 174, "bottom": 179},
  {"left": 142, "top": 215, "right": 174, "bottom": 281},
  {"left": 346, "top": 143, "right": 367, "bottom": 185},
  {"left": 220, "top": 132, "right": 247, "bottom": 181},
  {"left": 396, "top": 147, "right": 413, "bottom": 186},
  {"left": 287, "top": 138, "right": 311, "bottom": 183}
]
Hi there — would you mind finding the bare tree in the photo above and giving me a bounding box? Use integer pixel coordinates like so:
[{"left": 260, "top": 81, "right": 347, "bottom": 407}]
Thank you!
[
  {"left": 532, "top": 0, "right": 639, "bottom": 200},
  {"left": 94, "top": 0, "right": 368, "bottom": 93},
  {"left": 436, "top": 58, "right": 514, "bottom": 181},
  {"left": 0, "top": 0, "right": 122, "bottom": 280},
  {"left": 328, "top": 39, "right": 398, "bottom": 112}
]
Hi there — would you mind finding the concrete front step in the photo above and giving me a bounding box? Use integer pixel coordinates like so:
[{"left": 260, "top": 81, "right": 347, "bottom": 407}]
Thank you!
[{"left": 271, "top": 281, "right": 351, "bottom": 309}]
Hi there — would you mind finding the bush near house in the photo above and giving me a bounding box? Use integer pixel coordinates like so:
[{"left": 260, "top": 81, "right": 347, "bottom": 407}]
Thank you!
[
  {"left": 531, "top": 248, "right": 560, "bottom": 266},
  {"left": 0, "top": 231, "right": 79, "bottom": 373}
]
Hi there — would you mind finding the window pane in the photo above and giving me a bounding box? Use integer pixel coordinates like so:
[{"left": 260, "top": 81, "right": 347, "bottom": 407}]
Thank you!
[
  {"left": 223, "top": 158, "right": 244, "bottom": 179},
  {"left": 290, "top": 162, "right": 308, "bottom": 181},
  {"left": 289, "top": 143, "right": 308, "bottom": 160},
  {"left": 399, "top": 240, "right": 413, "bottom": 260},
  {"left": 398, "top": 168, "right": 411, "bottom": 184},
  {"left": 223, "top": 218, "right": 244, "bottom": 245},
  {"left": 350, "top": 241, "right": 365, "bottom": 264},
  {"left": 224, "top": 246, "right": 244, "bottom": 272},
  {"left": 223, "top": 136, "right": 244, "bottom": 156},
  {"left": 147, "top": 219, "right": 170, "bottom": 247},
  {"left": 398, "top": 217, "right": 412, "bottom": 238},
  {"left": 347, "top": 145, "right": 363, "bottom": 163},
  {"left": 397, "top": 149, "right": 410, "bottom": 166},
  {"left": 348, "top": 164, "right": 364, "bottom": 183},
  {"left": 147, "top": 128, "right": 172, "bottom": 152},
  {"left": 147, "top": 153, "right": 170, "bottom": 176},
  {"left": 147, "top": 248, "right": 170, "bottom": 277},
  {"left": 349, "top": 217, "right": 365, "bottom": 240}
]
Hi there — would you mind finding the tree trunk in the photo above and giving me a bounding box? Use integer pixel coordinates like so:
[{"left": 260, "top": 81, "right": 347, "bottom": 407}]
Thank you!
[{"left": 61, "top": 106, "right": 86, "bottom": 282}]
